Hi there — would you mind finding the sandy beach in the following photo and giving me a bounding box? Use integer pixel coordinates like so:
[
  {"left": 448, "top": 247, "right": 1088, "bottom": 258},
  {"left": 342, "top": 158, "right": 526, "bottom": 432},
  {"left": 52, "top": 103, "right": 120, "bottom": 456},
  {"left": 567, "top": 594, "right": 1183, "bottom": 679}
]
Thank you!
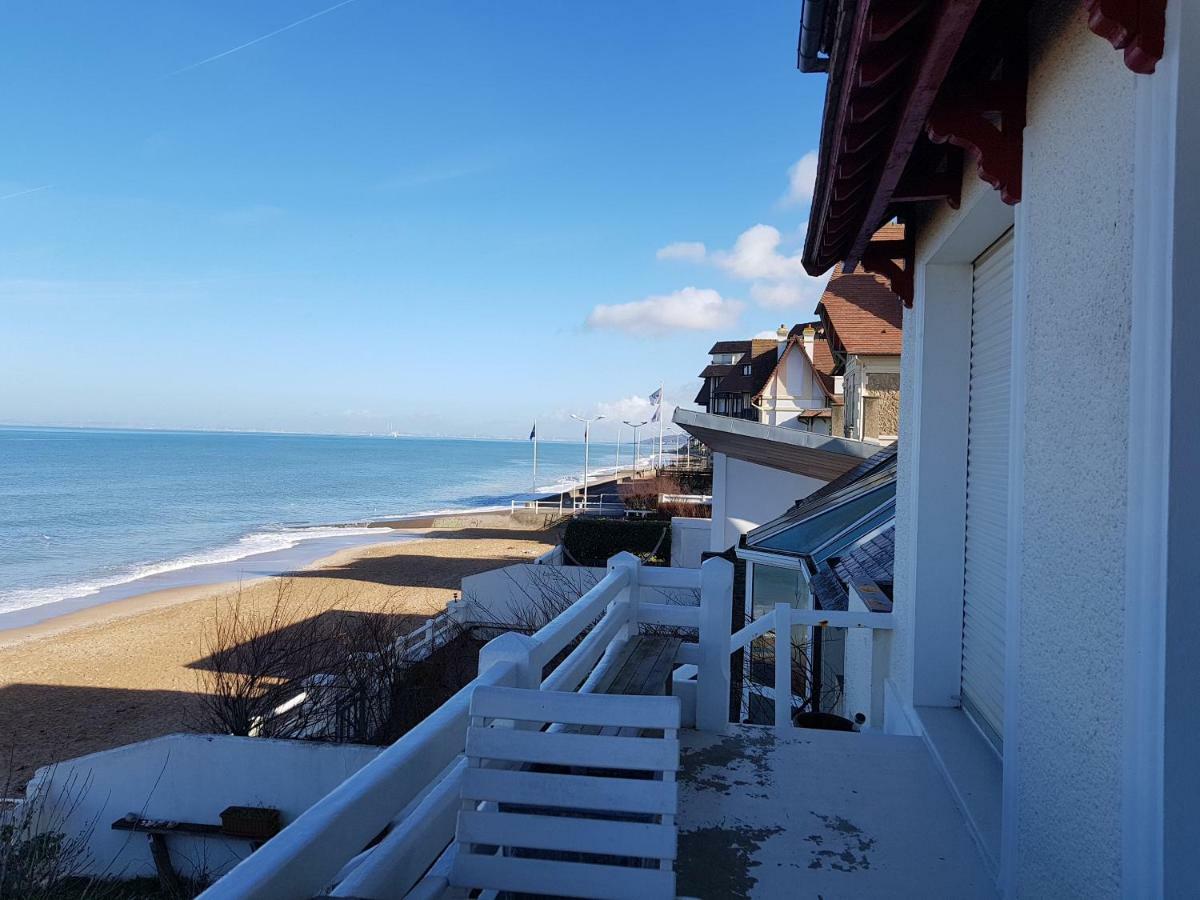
[{"left": 0, "top": 513, "right": 557, "bottom": 791}]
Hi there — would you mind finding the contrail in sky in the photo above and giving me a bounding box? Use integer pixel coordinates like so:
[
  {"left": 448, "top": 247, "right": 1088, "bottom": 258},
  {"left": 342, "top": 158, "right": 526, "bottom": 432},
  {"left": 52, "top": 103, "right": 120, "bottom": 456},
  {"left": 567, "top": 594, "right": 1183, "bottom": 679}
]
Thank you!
[
  {"left": 0, "top": 184, "right": 52, "bottom": 201},
  {"left": 167, "top": 0, "right": 361, "bottom": 77}
]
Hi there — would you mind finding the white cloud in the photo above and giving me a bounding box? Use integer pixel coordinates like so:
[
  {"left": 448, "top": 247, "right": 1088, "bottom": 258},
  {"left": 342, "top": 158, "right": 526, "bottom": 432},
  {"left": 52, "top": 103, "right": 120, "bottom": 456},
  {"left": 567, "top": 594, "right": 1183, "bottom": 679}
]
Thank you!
[
  {"left": 711, "top": 224, "right": 807, "bottom": 281},
  {"left": 656, "top": 241, "right": 707, "bottom": 263},
  {"left": 782, "top": 150, "right": 819, "bottom": 206},
  {"left": 596, "top": 395, "right": 656, "bottom": 423},
  {"left": 586, "top": 287, "right": 744, "bottom": 336},
  {"left": 750, "top": 278, "right": 825, "bottom": 309}
]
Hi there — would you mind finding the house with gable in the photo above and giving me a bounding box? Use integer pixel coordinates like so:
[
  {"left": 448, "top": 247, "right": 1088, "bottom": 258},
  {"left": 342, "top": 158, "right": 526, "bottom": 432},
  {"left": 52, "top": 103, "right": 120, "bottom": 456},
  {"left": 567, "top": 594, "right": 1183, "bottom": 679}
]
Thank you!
[
  {"left": 814, "top": 231, "right": 905, "bottom": 443},
  {"left": 752, "top": 321, "right": 843, "bottom": 434}
]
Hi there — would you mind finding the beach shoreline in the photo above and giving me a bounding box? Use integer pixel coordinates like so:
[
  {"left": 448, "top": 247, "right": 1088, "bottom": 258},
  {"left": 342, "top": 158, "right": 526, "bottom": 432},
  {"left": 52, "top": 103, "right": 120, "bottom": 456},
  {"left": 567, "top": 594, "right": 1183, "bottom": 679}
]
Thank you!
[
  {"left": 0, "top": 468, "right": 635, "bottom": 637},
  {"left": 0, "top": 516, "right": 561, "bottom": 790}
]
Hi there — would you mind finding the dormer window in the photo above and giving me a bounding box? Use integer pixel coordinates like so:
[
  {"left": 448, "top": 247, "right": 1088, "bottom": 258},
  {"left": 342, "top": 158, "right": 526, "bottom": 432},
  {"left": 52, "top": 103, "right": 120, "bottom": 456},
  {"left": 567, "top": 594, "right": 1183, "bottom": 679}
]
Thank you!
[{"left": 742, "top": 364, "right": 752, "bottom": 375}]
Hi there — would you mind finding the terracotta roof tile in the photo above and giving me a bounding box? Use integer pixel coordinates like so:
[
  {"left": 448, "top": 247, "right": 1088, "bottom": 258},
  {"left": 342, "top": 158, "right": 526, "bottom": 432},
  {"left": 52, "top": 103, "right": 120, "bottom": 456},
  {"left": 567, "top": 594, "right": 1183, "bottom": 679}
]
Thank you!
[{"left": 816, "top": 262, "right": 903, "bottom": 357}]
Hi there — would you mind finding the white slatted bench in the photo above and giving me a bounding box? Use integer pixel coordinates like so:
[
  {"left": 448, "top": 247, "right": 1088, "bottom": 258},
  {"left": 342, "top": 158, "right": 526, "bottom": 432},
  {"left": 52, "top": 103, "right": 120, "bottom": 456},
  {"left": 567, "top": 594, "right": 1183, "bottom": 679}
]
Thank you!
[{"left": 447, "top": 686, "right": 681, "bottom": 899}]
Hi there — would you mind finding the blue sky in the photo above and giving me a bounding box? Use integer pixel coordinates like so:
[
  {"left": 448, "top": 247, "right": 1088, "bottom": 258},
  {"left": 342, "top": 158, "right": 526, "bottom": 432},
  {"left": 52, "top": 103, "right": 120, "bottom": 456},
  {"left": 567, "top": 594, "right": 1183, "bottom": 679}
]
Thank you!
[{"left": 0, "top": 1, "right": 827, "bottom": 441}]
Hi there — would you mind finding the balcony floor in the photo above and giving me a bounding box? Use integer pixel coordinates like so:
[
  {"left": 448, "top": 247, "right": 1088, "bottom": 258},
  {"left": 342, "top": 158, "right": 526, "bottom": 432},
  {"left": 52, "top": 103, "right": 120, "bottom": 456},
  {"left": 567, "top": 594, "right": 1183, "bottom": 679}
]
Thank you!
[{"left": 676, "top": 725, "right": 994, "bottom": 899}]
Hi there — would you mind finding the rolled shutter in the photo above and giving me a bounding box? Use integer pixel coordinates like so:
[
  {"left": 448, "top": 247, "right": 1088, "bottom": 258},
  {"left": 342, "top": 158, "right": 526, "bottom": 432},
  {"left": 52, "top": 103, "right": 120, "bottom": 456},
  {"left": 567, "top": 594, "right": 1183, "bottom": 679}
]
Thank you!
[{"left": 961, "top": 230, "right": 1014, "bottom": 748}]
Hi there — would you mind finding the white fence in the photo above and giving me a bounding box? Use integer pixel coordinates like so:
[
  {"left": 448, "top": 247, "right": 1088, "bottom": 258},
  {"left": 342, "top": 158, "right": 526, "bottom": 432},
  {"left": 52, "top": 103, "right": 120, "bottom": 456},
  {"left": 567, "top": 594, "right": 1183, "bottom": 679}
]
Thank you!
[
  {"left": 509, "top": 493, "right": 625, "bottom": 515},
  {"left": 658, "top": 493, "right": 713, "bottom": 505},
  {"left": 724, "top": 600, "right": 894, "bottom": 729},
  {"left": 200, "top": 554, "right": 732, "bottom": 899}
]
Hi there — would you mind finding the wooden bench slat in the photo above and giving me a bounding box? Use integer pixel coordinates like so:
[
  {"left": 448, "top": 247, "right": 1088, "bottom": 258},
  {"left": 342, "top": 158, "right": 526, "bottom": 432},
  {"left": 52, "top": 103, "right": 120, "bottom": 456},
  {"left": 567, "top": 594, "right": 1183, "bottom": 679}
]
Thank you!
[
  {"left": 466, "top": 728, "right": 679, "bottom": 772},
  {"left": 452, "top": 852, "right": 676, "bottom": 900},
  {"left": 470, "top": 686, "right": 679, "bottom": 730},
  {"left": 461, "top": 768, "right": 677, "bottom": 815},
  {"left": 457, "top": 809, "right": 677, "bottom": 860}
]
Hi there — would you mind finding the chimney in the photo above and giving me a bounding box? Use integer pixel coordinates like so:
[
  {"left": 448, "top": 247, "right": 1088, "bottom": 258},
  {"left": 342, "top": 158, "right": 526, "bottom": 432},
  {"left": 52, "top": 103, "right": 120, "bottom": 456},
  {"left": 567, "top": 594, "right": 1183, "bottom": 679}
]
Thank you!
[
  {"left": 802, "top": 324, "right": 816, "bottom": 362},
  {"left": 775, "top": 324, "right": 789, "bottom": 360}
]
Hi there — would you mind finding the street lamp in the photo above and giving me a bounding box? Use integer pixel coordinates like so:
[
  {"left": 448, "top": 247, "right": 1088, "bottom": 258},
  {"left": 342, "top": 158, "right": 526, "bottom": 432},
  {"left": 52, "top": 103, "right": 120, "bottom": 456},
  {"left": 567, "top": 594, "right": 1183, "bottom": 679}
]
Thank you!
[
  {"left": 570, "top": 414, "right": 606, "bottom": 507},
  {"left": 624, "top": 419, "right": 649, "bottom": 476}
]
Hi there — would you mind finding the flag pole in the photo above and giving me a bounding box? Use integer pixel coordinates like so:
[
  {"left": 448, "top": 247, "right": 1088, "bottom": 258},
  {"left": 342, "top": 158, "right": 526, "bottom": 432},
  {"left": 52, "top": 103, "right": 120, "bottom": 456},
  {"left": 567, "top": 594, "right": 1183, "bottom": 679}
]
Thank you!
[
  {"left": 657, "top": 382, "right": 664, "bottom": 467},
  {"left": 532, "top": 421, "right": 538, "bottom": 491}
]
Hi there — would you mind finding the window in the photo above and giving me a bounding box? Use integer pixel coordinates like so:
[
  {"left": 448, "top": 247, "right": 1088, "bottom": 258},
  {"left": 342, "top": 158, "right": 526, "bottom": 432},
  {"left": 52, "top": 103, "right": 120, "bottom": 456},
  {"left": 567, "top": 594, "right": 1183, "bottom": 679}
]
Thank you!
[{"left": 742, "top": 364, "right": 752, "bottom": 375}]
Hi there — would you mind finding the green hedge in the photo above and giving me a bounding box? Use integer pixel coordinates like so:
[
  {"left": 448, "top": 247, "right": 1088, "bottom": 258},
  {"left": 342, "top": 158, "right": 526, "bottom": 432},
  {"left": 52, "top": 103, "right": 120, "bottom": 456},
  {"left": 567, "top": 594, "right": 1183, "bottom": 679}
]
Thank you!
[{"left": 563, "top": 518, "right": 672, "bottom": 567}]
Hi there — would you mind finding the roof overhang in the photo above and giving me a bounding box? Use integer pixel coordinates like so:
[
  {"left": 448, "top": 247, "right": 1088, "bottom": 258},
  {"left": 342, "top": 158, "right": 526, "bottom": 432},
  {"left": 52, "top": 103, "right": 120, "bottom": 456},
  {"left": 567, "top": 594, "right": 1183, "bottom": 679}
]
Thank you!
[
  {"left": 802, "top": 0, "right": 982, "bottom": 277},
  {"left": 673, "top": 408, "right": 876, "bottom": 481},
  {"left": 800, "top": 0, "right": 1166, "bottom": 282}
]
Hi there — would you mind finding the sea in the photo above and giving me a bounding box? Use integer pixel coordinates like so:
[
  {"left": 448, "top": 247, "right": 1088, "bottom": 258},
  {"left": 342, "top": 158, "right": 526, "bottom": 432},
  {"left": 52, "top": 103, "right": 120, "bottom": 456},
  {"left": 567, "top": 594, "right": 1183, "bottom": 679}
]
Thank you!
[{"left": 0, "top": 426, "right": 636, "bottom": 628}]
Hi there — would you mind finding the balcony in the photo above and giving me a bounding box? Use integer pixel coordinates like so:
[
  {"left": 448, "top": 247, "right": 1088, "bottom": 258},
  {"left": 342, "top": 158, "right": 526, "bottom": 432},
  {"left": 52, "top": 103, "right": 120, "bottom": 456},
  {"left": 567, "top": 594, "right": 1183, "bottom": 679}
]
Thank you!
[{"left": 198, "top": 555, "right": 991, "bottom": 899}]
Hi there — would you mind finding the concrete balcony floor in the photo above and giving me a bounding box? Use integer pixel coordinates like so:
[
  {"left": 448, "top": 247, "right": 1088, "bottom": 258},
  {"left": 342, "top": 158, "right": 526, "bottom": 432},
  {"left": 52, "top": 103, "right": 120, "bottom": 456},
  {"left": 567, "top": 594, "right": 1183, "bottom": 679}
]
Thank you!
[{"left": 676, "top": 725, "right": 994, "bottom": 899}]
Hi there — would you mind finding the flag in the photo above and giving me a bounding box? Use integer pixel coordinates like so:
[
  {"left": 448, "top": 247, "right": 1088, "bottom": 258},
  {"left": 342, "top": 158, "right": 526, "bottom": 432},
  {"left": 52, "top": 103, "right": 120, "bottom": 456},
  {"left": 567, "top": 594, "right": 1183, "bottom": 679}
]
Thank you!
[
  {"left": 648, "top": 387, "right": 662, "bottom": 405},
  {"left": 529, "top": 422, "right": 536, "bottom": 440},
  {"left": 650, "top": 405, "right": 660, "bottom": 423}
]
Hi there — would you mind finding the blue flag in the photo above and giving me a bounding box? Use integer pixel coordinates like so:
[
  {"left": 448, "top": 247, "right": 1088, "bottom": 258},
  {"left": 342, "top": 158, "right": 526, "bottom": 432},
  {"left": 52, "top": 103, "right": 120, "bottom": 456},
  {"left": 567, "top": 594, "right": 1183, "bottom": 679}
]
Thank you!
[
  {"left": 648, "top": 387, "right": 662, "bottom": 405},
  {"left": 529, "top": 422, "right": 536, "bottom": 440}
]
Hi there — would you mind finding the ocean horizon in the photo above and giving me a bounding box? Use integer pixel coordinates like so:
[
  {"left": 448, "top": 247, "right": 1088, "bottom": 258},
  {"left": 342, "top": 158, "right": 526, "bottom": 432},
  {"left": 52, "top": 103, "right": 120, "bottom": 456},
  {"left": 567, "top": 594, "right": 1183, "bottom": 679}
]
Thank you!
[{"left": 0, "top": 425, "right": 646, "bottom": 627}]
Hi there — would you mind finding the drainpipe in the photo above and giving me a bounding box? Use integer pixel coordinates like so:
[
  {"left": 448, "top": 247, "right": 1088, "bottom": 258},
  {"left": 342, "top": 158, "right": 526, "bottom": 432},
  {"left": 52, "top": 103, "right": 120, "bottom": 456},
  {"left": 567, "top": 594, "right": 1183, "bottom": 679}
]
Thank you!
[{"left": 797, "top": 0, "right": 830, "bottom": 73}]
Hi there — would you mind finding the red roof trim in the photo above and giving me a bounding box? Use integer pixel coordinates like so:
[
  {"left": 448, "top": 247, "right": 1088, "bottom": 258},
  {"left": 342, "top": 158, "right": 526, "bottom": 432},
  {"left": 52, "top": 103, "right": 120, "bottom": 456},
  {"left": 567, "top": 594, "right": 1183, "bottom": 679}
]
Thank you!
[{"left": 1083, "top": 0, "right": 1166, "bottom": 74}]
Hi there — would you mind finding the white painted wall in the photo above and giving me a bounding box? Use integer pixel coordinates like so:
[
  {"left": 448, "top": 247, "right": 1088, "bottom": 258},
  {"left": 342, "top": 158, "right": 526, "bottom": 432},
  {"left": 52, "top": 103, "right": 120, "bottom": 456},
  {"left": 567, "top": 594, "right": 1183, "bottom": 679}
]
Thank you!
[
  {"left": 670, "top": 517, "right": 711, "bottom": 569},
  {"left": 891, "top": 6, "right": 1139, "bottom": 895},
  {"left": 25, "top": 734, "right": 382, "bottom": 881},
  {"left": 709, "top": 452, "right": 826, "bottom": 553}
]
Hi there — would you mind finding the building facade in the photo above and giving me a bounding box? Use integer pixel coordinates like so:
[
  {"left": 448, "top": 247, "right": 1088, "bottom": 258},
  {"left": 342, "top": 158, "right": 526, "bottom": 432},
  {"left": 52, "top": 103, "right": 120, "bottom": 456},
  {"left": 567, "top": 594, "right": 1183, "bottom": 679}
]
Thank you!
[{"left": 799, "top": 0, "right": 1198, "bottom": 894}]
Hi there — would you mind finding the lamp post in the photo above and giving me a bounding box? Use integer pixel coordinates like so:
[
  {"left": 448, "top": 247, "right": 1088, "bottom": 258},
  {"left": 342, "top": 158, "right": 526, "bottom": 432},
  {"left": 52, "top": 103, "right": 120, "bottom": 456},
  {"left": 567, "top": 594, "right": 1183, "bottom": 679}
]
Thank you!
[
  {"left": 624, "top": 419, "right": 648, "bottom": 476},
  {"left": 570, "top": 414, "right": 605, "bottom": 507},
  {"left": 615, "top": 422, "right": 623, "bottom": 475}
]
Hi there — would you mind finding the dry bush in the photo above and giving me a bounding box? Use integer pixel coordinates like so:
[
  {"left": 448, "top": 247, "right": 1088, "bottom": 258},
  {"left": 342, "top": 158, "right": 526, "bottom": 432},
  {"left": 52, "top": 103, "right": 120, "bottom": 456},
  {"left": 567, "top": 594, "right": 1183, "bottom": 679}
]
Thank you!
[
  {"left": 193, "top": 580, "right": 347, "bottom": 738},
  {"left": 0, "top": 755, "right": 99, "bottom": 899}
]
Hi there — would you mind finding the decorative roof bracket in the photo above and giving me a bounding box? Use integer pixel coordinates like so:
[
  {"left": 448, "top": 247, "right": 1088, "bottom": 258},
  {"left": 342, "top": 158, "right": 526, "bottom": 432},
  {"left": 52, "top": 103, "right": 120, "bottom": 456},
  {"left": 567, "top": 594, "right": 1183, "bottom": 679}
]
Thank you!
[
  {"left": 925, "top": 5, "right": 1027, "bottom": 205},
  {"left": 860, "top": 230, "right": 914, "bottom": 308},
  {"left": 1083, "top": 0, "right": 1166, "bottom": 74}
]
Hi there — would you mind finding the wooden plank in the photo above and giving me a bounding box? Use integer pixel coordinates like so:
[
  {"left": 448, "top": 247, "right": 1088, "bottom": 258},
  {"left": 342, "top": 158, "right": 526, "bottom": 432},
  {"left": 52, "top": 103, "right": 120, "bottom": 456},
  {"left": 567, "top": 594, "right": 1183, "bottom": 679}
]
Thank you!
[
  {"left": 452, "top": 852, "right": 675, "bottom": 900},
  {"left": 466, "top": 728, "right": 679, "bottom": 772},
  {"left": 456, "top": 809, "right": 677, "bottom": 860},
  {"left": 607, "top": 637, "right": 663, "bottom": 697},
  {"left": 470, "top": 687, "right": 680, "bottom": 730},
  {"left": 461, "top": 768, "right": 677, "bottom": 816},
  {"left": 111, "top": 816, "right": 223, "bottom": 837}
]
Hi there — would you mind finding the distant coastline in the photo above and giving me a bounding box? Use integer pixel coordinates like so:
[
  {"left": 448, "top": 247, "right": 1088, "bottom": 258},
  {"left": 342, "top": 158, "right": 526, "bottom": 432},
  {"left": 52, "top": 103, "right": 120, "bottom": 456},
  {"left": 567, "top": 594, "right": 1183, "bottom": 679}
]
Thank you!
[{"left": 0, "top": 432, "right": 639, "bottom": 633}]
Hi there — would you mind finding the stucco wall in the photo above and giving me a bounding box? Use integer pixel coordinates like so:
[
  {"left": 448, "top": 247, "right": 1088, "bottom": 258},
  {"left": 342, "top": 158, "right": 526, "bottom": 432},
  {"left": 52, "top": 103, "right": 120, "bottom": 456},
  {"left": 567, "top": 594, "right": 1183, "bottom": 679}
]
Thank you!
[
  {"left": 1014, "top": 4, "right": 1134, "bottom": 893},
  {"left": 893, "top": 3, "right": 1136, "bottom": 892}
]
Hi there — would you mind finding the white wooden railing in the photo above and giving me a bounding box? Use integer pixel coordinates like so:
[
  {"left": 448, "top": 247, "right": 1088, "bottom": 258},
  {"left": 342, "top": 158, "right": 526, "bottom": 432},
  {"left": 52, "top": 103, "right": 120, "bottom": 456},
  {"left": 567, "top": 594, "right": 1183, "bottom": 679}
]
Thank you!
[
  {"left": 726, "top": 600, "right": 894, "bottom": 728},
  {"left": 510, "top": 493, "right": 624, "bottom": 514},
  {"left": 658, "top": 493, "right": 713, "bottom": 505},
  {"left": 200, "top": 553, "right": 732, "bottom": 900}
]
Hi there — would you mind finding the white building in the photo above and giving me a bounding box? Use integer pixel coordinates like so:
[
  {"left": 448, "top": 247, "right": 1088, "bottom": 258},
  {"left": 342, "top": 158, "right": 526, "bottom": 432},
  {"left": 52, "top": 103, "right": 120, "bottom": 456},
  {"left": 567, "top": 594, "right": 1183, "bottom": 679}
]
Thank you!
[
  {"left": 797, "top": 0, "right": 1197, "bottom": 893},
  {"left": 752, "top": 322, "right": 840, "bottom": 433}
]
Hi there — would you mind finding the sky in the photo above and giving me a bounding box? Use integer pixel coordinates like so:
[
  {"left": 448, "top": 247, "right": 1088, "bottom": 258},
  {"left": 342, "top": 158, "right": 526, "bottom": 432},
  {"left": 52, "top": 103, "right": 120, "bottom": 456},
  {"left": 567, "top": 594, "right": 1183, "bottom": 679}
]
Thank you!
[{"left": 0, "top": 1, "right": 828, "bottom": 441}]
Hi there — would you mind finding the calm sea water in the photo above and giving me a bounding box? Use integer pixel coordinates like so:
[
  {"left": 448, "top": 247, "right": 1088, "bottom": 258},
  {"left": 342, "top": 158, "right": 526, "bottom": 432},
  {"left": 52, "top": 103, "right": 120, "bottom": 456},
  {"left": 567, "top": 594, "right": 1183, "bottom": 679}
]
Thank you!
[{"left": 0, "top": 426, "right": 628, "bottom": 624}]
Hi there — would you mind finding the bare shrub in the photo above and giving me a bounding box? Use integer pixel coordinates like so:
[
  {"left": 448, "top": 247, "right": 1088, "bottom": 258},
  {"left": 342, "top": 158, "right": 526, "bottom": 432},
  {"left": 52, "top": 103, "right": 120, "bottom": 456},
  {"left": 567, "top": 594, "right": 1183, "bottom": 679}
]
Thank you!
[
  {"left": 0, "top": 754, "right": 98, "bottom": 899},
  {"left": 193, "top": 580, "right": 347, "bottom": 738}
]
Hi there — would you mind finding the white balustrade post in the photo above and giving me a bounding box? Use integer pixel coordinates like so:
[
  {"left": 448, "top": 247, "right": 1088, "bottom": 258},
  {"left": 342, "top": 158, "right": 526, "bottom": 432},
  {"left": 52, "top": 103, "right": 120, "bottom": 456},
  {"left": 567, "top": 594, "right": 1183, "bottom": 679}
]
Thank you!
[
  {"left": 477, "top": 632, "right": 539, "bottom": 691},
  {"left": 774, "top": 603, "right": 792, "bottom": 729},
  {"left": 607, "top": 551, "right": 641, "bottom": 639},
  {"left": 697, "top": 556, "right": 734, "bottom": 733}
]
